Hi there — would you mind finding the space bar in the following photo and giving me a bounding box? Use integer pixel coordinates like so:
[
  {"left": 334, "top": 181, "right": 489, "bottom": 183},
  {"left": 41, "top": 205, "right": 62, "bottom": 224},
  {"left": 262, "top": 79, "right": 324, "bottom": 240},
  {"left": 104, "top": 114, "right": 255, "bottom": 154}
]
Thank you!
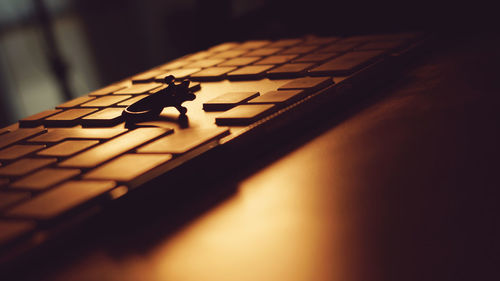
[{"left": 59, "top": 128, "right": 172, "bottom": 168}]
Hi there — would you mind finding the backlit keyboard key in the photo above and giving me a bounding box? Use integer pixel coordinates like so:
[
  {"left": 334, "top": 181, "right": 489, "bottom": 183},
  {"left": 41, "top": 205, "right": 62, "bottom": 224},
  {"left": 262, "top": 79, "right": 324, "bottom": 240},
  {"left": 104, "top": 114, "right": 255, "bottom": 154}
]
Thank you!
[
  {"left": 37, "top": 140, "right": 99, "bottom": 157},
  {"left": 0, "top": 158, "right": 57, "bottom": 177},
  {"left": 56, "top": 96, "right": 96, "bottom": 109},
  {"left": 89, "top": 83, "right": 128, "bottom": 96},
  {"left": 183, "top": 51, "right": 212, "bottom": 61},
  {"left": 208, "top": 42, "right": 239, "bottom": 52},
  {"left": 302, "top": 37, "right": 339, "bottom": 45},
  {"left": 184, "top": 59, "right": 226, "bottom": 68},
  {"left": 80, "top": 95, "right": 132, "bottom": 107},
  {"left": 27, "top": 128, "right": 126, "bottom": 143},
  {"left": 190, "top": 67, "right": 237, "bottom": 81},
  {"left": 278, "top": 77, "right": 333, "bottom": 91},
  {"left": 218, "top": 57, "right": 262, "bottom": 66},
  {"left": 293, "top": 53, "right": 338, "bottom": 63},
  {"left": 11, "top": 168, "right": 81, "bottom": 191},
  {"left": 137, "top": 127, "right": 230, "bottom": 154},
  {"left": 209, "top": 49, "right": 247, "bottom": 59},
  {"left": 113, "top": 83, "right": 162, "bottom": 95},
  {"left": 309, "top": 50, "right": 384, "bottom": 76},
  {"left": 0, "top": 220, "right": 35, "bottom": 245},
  {"left": 118, "top": 95, "right": 148, "bottom": 107},
  {"left": 0, "top": 191, "right": 30, "bottom": 209},
  {"left": 247, "top": 90, "right": 306, "bottom": 106},
  {"left": 0, "top": 145, "right": 45, "bottom": 161},
  {"left": 266, "top": 39, "right": 302, "bottom": 48},
  {"left": 59, "top": 128, "right": 172, "bottom": 168},
  {"left": 279, "top": 45, "right": 318, "bottom": 55},
  {"left": 267, "top": 63, "right": 314, "bottom": 78},
  {"left": 227, "top": 65, "right": 275, "bottom": 80},
  {"left": 154, "top": 68, "right": 201, "bottom": 81},
  {"left": 81, "top": 108, "right": 124, "bottom": 127},
  {"left": 316, "top": 42, "right": 360, "bottom": 53},
  {"left": 215, "top": 104, "right": 275, "bottom": 126},
  {"left": 244, "top": 48, "right": 283, "bottom": 57},
  {"left": 203, "top": 91, "right": 260, "bottom": 111},
  {"left": 19, "top": 109, "right": 62, "bottom": 127},
  {"left": 131, "top": 69, "right": 164, "bottom": 83},
  {"left": 159, "top": 60, "right": 191, "bottom": 70},
  {"left": 6, "top": 180, "right": 116, "bottom": 220},
  {"left": 83, "top": 154, "right": 172, "bottom": 184},
  {"left": 0, "top": 128, "right": 47, "bottom": 150},
  {"left": 254, "top": 55, "right": 298, "bottom": 65},
  {"left": 43, "top": 108, "right": 98, "bottom": 127},
  {"left": 235, "top": 40, "right": 271, "bottom": 49}
]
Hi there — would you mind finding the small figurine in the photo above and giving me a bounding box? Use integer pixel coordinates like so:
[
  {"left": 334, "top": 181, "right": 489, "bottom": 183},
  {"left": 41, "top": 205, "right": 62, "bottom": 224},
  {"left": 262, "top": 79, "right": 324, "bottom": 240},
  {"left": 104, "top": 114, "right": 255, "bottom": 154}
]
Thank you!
[{"left": 122, "top": 75, "right": 196, "bottom": 124}]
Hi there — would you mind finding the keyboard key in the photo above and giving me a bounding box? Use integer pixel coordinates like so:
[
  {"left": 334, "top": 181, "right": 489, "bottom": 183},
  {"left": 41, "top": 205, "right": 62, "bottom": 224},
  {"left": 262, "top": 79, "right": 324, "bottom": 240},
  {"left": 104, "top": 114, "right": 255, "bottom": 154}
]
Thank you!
[
  {"left": 0, "top": 128, "right": 47, "bottom": 150},
  {"left": 227, "top": 65, "right": 275, "bottom": 80},
  {"left": 154, "top": 68, "right": 201, "bottom": 81},
  {"left": 117, "top": 95, "right": 148, "bottom": 107},
  {"left": 6, "top": 180, "right": 116, "bottom": 220},
  {"left": 266, "top": 39, "right": 302, "bottom": 48},
  {"left": 0, "top": 145, "right": 46, "bottom": 161},
  {"left": 302, "top": 36, "right": 339, "bottom": 45},
  {"left": 184, "top": 59, "right": 226, "bottom": 68},
  {"left": 254, "top": 55, "right": 298, "bottom": 65},
  {"left": 209, "top": 49, "right": 247, "bottom": 59},
  {"left": 247, "top": 90, "right": 306, "bottom": 106},
  {"left": 113, "top": 83, "right": 162, "bottom": 95},
  {"left": 11, "top": 168, "right": 81, "bottom": 191},
  {"left": 81, "top": 108, "right": 124, "bottom": 127},
  {"left": 56, "top": 96, "right": 96, "bottom": 109},
  {"left": 138, "top": 127, "right": 230, "bottom": 154},
  {"left": 190, "top": 67, "right": 237, "bottom": 81},
  {"left": 203, "top": 92, "right": 260, "bottom": 111},
  {"left": 0, "top": 191, "right": 30, "bottom": 209},
  {"left": 266, "top": 63, "right": 314, "bottom": 78},
  {"left": 159, "top": 60, "right": 190, "bottom": 70},
  {"left": 215, "top": 104, "right": 275, "bottom": 126},
  {"left": 208, "top": 42, "right": 239, "bottom": 52},
  {"left": 187, "top": 81, "right": 201, "bottom": 93},
  {"left": 0, "top": 158, "right": 57, "bottom": 177},
  {"left": 27, "top": 128, "right": 126, "bottom": 143},
  {"left": 308, "top": 50, "right": 384, "bottom": 76},
  {"left": 293, "top": 52, "right": 338, "bottom": 63},
  {"left": 43, "top": 108, "right": 99, "bottom": 127},
  {"left": 83, "top": 154, "right": 172, "bottom": 184},
  {"left": 235, "top": 40, "right": 271, "bottom": 49},
  {"left": 37, "top": 140, "right": 99, "bottom": 157},
  {"left": 217, "top": 57, "right": 262, "bottom": 66},
  {"left": 279, "top": 45, "right": 319, "bottom": 55},
  {"left": 0, "top": 220, "right": 35, "bottom": 245},
  {"left": 59, "top": 128, "right": 172, "bottom": 168},
  {"left": 183, "top": 51, "right": 212, "bottom": 61},
  {"left": 131, "top": 69, "right": 164, "bottom": 83},
  {"left": 243, "top": 48, "right": 283, "bottom": 57},
  {"left": 316, "top": 42, "right": 360, "bottom": 53},
  {"left": 19, "top": 109, "right": 62, "bottom": 127},
  {"left": 89, "top": 83, "right": 128, "bottom": 96},
  {"left": 278, "top": 77, "right": 333, "bottom": 91},
  {"left": 80, "top": 95, "right": 132, "bottom": 107}
]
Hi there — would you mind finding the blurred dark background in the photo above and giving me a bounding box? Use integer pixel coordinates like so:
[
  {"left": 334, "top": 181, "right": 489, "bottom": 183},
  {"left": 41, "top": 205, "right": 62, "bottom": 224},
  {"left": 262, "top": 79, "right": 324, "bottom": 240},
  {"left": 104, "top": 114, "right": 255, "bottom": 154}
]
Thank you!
[{"left": 0, "top": 0, "right": 496, "bottom": 127}]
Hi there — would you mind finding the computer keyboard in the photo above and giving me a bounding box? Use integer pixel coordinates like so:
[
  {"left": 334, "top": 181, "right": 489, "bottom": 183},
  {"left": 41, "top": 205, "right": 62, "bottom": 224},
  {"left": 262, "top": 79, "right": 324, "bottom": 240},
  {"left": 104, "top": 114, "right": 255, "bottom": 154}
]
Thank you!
[{"left": 0, "top": 32, "right": 427, "bottom": 268}]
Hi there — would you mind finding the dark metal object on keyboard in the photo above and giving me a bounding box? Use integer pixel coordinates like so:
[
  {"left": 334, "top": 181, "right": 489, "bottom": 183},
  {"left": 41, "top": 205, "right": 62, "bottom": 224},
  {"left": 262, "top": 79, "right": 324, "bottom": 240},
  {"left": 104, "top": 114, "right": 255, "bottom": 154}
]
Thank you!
[{"left": 122, "top": 75, "right": 196, "bottom": 123}]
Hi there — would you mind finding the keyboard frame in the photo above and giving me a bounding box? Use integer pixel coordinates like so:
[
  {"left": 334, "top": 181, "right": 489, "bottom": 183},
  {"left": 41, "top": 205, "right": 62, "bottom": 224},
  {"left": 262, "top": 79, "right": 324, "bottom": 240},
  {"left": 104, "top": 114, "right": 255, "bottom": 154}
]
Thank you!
[{"left": 0, "top": 34, "right": 431, "bottom": 274}]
